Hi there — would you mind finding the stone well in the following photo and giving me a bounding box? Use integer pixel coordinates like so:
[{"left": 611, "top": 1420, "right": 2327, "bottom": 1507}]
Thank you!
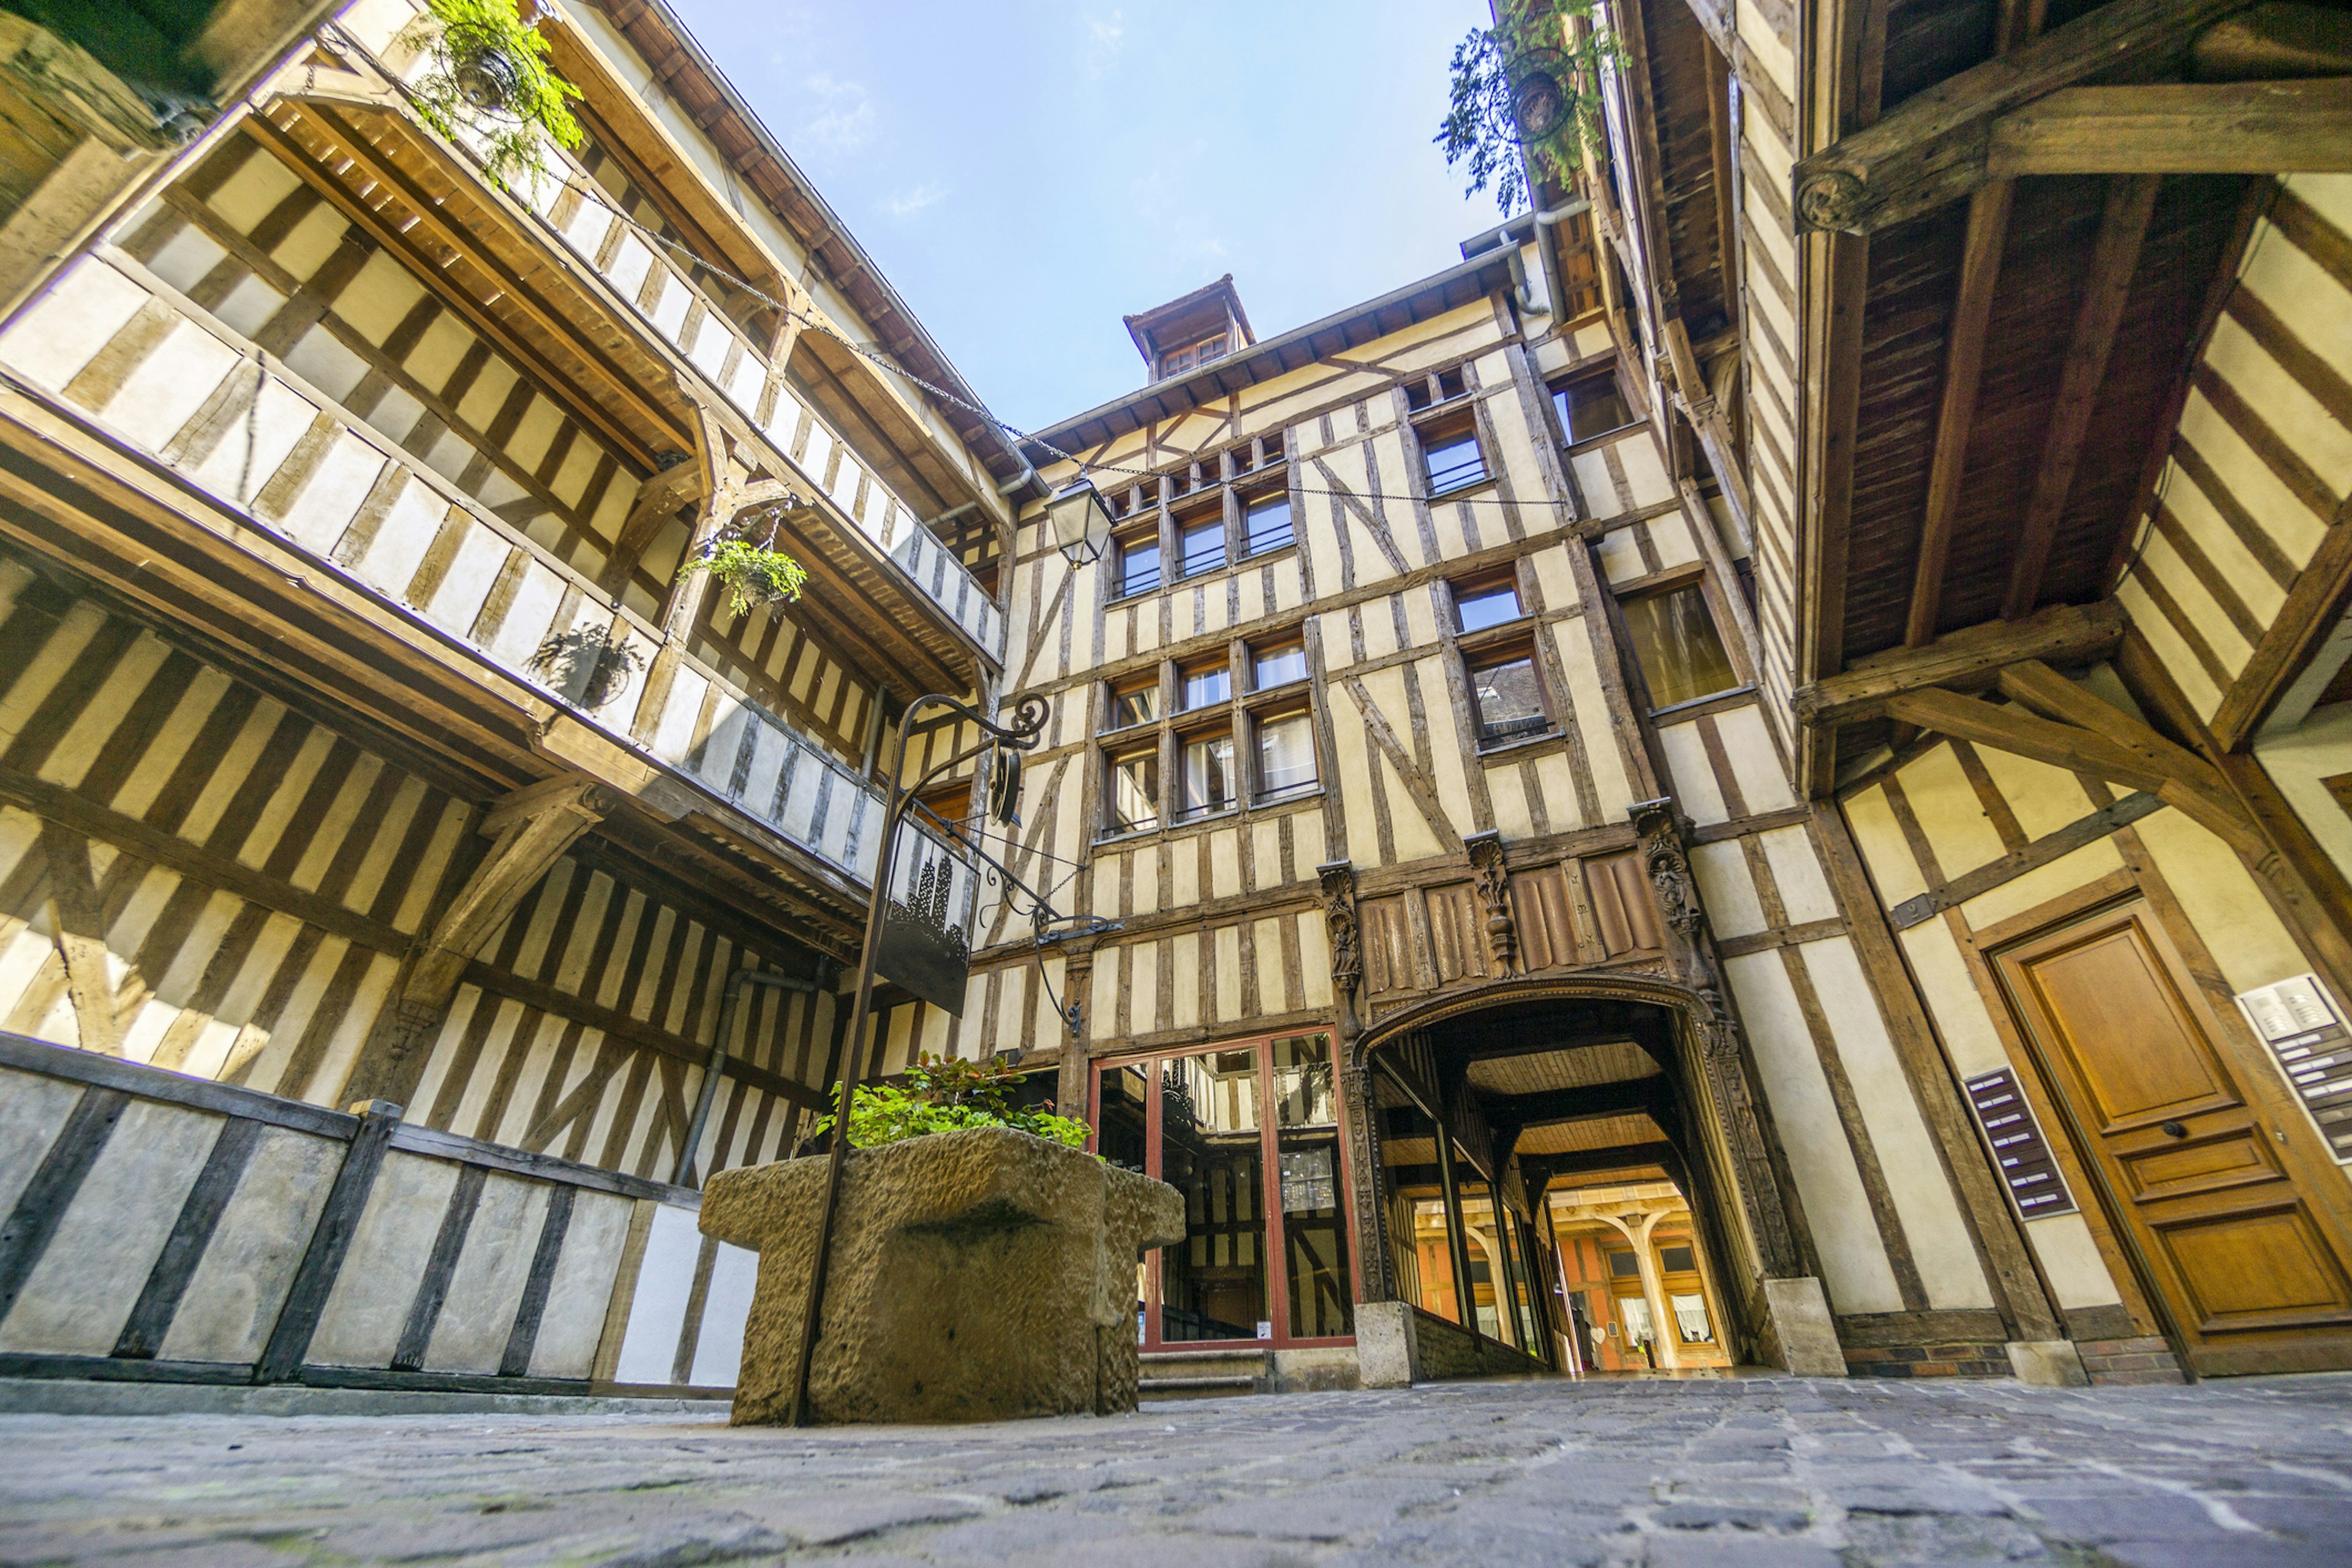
[{"left": 699, "top": 1125, "right": 1185, "bottom": 1425}]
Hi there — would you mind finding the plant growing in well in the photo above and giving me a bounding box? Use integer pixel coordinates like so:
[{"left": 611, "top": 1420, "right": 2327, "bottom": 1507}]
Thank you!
[
  {"left": 814, "top": 1052, "right": 1093, "bottom": 1152},
  {"left": 1436, "top": 0, "right": 1624, "bottom": 215},
  {"left": 677, "top": 508, "right": 810, "bottom": 619},
  {"left": 399, "top": 0, "right": 583, "bottom": 192}
]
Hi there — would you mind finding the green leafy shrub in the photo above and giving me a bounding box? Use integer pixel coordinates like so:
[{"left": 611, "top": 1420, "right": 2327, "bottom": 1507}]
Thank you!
[
  {"left": 401, "top": 0, "right": 583, "bottom": 192},
  {"left": 677, "top": 534, "right": 810, "bottom": 619},
  {"left": 814, "top": 1052, "right": 1093, "bottom": 1152},
  {"left": 1436, "top": 0, "right": 1624, "bottom": 214}
]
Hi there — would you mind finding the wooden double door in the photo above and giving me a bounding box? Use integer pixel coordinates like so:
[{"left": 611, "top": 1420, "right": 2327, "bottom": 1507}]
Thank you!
[{"left": 1997, "top": 900, "right": 2352, "bottom": 1375}]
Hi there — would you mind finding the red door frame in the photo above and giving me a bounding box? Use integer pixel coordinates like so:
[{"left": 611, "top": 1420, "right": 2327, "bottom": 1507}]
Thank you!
[{"left": 1092, "top": 1029, "right": 1357, "bottom": 1352}]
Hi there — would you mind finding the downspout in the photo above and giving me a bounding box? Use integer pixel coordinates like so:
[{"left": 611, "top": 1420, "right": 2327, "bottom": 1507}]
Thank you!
[
  {"left": 674, "top": 965, "right": 828, "bottom": 1186},
  {"left": 1528, "top": 196, "right": 1588, "bottom": 330}
]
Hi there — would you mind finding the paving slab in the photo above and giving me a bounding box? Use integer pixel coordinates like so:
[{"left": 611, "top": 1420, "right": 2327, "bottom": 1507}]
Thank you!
[{"left": 6, "top": 1375, "right": 2352, "bottom": 1564}]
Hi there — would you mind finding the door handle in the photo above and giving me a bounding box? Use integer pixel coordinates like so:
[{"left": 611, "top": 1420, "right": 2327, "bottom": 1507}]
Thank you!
[{"left": 2160, "top": 1120, "right": 2188, "bottom": 1139}]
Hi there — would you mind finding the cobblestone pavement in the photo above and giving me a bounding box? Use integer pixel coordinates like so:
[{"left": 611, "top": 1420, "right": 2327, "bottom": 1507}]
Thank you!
[{"left": 8, "top": 1374, "right": 2352, "bottom": 1567}]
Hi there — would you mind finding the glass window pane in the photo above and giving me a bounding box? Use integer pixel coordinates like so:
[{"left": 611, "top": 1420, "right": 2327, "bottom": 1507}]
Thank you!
[
  {"left": 1455, "top": 582, "right": 1521, "bottom": 633},
  {"left": 1098, "top": 1061, "right": 1148, "bottom": 1170},
  {"left": 1160, "top": 1049, "right": 1266, "bottom": 1343},
  {"left": 1455, "top": 1164, "right": 1505, "bottom": 1343},
  {"left": 1109, "top": 681, "right": 1158, "bottom": 729},
  {"left": 1181, "top": 732, "right": 1236, "bottom": 818},
  {"left": 1253, "top": 642, "right": 1307, "bottom": 687},
  {"left": 1471, "top": 657, "right": 1547, "bottom": 744},
  {"left": 1181, "top": 665, "right": 1231, "bottom": 710},
  {"left": 1423, "top": 429, "right": 1486, "bottom": 493},
  {"left": 1120, "top": 538, "right": 1161, "bottom": 597},
  {"left": 1256, "top": 714, "right": 1317, "bottom": 799},
  {"left": 1660, "top": 1244, "right": 1696, "bottom": 1273},
  {"left": 1555, "top": 375, "right": 1632, "bottom": 442},
  {"left": 1245, "top": 495, "right": 1294, "bottom": 554},
  {"left": 1181, "top": 518, "right": 1224, "bottom": 578},
  {"left": 1670, "top": 1291, "right": 1714, "bottom": 1343},
  {"left": 1412, "top": 1197, "right": 1461, "bottom": 1325},
  {"left": 1623, "top": 584, "right": 1736, "bottom": 708},
  {"left": 1608, "top": 1248, "right": 1642, "bottom": 1278},
  {"left": 1108, "top": 750, "right": 1159, "bottom": 834},
  {"left": 1271, "top": 1036, "right": 1351, "bottom": 1339}
]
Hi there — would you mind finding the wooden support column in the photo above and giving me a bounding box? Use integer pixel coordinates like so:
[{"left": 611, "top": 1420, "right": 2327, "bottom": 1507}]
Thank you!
[
  {"left": 342, "top": 777, "right": 614, "bottom": 1107},
  {"left": 37, "top": 822, "right": 122, "bottom": 1057}
]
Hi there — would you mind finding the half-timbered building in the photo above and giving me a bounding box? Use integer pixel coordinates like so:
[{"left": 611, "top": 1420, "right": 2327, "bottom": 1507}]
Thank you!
[{"left": 2, "top": 0, "right": 2350, "bottom": 1403}]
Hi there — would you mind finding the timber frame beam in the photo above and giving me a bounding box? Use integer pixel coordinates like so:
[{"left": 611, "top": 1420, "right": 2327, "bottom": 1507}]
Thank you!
[
  {"left": 1790, "top": 0, "right": 2255, "bottom": 236},
  {"left": 1796, "top": 600, "right": 2124, "bottom": 728}
]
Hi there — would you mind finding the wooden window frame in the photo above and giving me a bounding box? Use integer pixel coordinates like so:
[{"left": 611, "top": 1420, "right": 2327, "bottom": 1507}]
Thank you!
[
  {"left": 1249, "top": 701, "right": 1319, "bottom": 804},
  {"left": 1462, "top": 632, "right": 1557, "bottom": 750},
  {"left": 1611, "top": 562, "right": 1749, "bottom": 714},
  {"left": 1550, "top": 364, "right": 1640, "bottom": 450},
  {"left": 1414, "top": 407, "right": 1490, "bottom": 498}
]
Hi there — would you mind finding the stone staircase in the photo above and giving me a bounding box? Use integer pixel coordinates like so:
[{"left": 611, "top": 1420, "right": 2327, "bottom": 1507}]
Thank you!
[{"left": 1139, "top": 1347, "right": 1272, "bottom": 1400}]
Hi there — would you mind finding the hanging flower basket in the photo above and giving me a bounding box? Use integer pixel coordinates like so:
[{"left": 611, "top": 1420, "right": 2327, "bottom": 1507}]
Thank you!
[
  {"left": 399, "top": 0, "right": 583, "bottom": 192},
  {"left": 1436, "top": 0, "right": 1626, "bottom": 214},
  {"left": 677, "top": 505, "right": 811, "bottom": 619}
]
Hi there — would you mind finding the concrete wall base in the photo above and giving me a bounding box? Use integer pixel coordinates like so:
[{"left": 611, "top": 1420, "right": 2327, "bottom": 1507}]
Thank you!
[
  {"left": 1762, "top": 1277, "right": 1847, "bottom": 1376},
  {"left": 2007, "top": 1340, "right": 2092, "bottom": 1387},
  {"left": 1354, "top": 1301, "right": 1417, "bottom": 1389}
]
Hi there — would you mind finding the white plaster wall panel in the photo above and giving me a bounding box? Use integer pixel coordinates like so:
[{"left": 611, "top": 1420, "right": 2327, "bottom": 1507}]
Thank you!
[
  {"left": 1724, "top": 949, "right": 1905, "bottom": 1313},
  {"left": 158, "top": 1125, "right": 342, "bottom": 1363},
  {"left": 282, "top": 325, "right": 369, "bottom": 403},
  {"left": 102, "top": 320, "right": 239, "bottom": 451},
  {"left": 0, "top": 1101, "right": 222, "bottom": 1354},
  {"left": 527, "top": 1194, "right": 635, "bottom": 1382},
  {"left": 353, "top": 480, "right": 448, "bottom": 598},
  {"left": 1842, "top": 786, "right": 1928, "bottom": 905},
  {"left": 1717, "top": 707, "right": 1795, "bottom": 811},
  {"left": 189, "top": 378, "right": 315, "bottom": 507},
  {"left": 687, "top": 1242, "right": 758, "bottom": 1389},
  {"left": 1896, "top": 745, "right": 2007, "bottom": 879},
  {"left": 1596, "top": 527, "right": 1645, "bottom": 585},
  {"left": 1657, "top": 722, "right": 1727, "bottom": 824},
  {"left": 485, "top": 559, "right": 568, "bottom": 669},
  {"left": 423, "top": 528, "right": 513, "bottom": 636},
  {"left": 1968, "top": 744, "right": 2095, "bottom": 840},
  {"left": 2257, "top": 702, "right": 2352, "bottom": 892},
  {"left": 1898, "top": 919, "right": 2008, "bottom": 1079},
  {"left": 213, "top": 274, "right": 287, "bottom": 340},
  {"left": 0, "top": 1071, "right": 84, "bottom": 1221},
  {"left": 614, "top": 1202, "right": 701, "bottom": 1384},
  {"left": 423, "top": 1174, "right": 551, "bottom": 1374},
  {"left": 1803, "top": 936, "right": 1994, "bottom": 1308},
  {"left": 650, "top": 668, "right": 710, "bottom": 766},
  {"left": 1555, "top": 628, "right": 1635, "bottom": 813},
  {"left": 274, "top": 432, "right": 387, "bottom": 554},
  {"left": 307, "top": 1152, "right": 461, "bottom": 1366},
  {"left": 1690, "top": 841, "right": 1765, "bottom": 938},
  {"left": 143, "top": 218, "right": 230, "bottom": 293},
  {"left": 1758, "top": 827, "right": 1837, "bottom": 924},
  {"left": 2024, "top": 1213, "right": 2125, "bottom": 1308},
  {"left": 2134, "top": 806, "right": 2308, "bottom": 993},
  {"left": 1961, "top": 839, "right": 2124, "bottom": 932}
]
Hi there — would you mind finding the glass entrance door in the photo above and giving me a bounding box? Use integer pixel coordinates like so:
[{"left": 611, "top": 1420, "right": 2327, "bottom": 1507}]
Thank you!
[{"left": 1093, "top": 1030, "right": 1357, "bottom": 1350}]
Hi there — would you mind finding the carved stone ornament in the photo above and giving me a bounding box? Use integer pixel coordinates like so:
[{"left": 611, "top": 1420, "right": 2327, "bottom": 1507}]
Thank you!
[
  {"left": 1796, "top": 169, "right": 1868, "bottom": 233},
  {"left": 1464, "top": 831, "right": 1517, "bottom": 976}
]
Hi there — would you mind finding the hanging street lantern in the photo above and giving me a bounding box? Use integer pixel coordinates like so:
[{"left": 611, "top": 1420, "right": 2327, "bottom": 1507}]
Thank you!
[{"left": 1046, "top": 478, "right": 1114, "bottom": 567}]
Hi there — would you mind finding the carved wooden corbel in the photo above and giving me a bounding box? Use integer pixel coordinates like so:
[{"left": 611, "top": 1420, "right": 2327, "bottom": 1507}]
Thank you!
[
  {"left": 1463, "top": 829, "right": 1518, "bottom": 978},
  {"left": 1317, "top": 859, "right": 1363, "bottom": 1042}
]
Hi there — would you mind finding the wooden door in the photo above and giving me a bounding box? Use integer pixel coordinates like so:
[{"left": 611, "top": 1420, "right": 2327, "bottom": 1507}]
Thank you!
[{"left": 1997, "top": 902, "right": 2352, "bottom": 1374}]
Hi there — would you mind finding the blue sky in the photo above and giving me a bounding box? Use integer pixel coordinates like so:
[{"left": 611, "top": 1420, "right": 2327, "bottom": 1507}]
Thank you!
[{"left": 663, "top": 0, "right": 1509, "bottom": 433}]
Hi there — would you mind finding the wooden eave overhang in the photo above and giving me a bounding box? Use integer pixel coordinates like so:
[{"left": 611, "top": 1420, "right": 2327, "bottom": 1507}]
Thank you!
[
  {"left": 584, "top": 0, "right": 1038, "bottom": 499},
  {"left": 0, "top": 387, "right": 875, "bottom": 960},
  {"left": 254, "top": 94, "right": 997, "bottom": 690},
  {"left": 1777, "top": 0, "right": 2320, "bottom": 786},
  {"left": 1023, "top": 252, "right": 1518, "bottom": 464}
]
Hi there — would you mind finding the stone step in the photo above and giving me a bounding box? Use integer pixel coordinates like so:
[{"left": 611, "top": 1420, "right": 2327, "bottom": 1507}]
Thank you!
[{"left": 1139, "top": 1348, "right": 1272, "bottom": 1399}]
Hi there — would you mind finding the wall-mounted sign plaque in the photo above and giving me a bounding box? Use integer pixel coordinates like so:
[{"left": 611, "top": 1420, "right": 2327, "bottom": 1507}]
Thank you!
[
  {"left": 1963, "top": 1069, "right": 2075, "bottom": 1218},
  {"left": 2234, "top": 973, "right": 2352, "bottom": 1164}
]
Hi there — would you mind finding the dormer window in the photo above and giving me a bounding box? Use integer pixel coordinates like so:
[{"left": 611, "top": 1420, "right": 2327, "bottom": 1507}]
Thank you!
[
  {"left": 1124, "top": 276, "right": 1256, "bottom": 385},
  {"left": 1159, "top": 335, "right": 1228, "bottom": 378}
]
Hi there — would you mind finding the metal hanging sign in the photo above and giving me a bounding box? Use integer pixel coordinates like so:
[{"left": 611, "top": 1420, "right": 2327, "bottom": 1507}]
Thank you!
[{"left": 876, "top": 856, "right": 970, "bottom": 1014}]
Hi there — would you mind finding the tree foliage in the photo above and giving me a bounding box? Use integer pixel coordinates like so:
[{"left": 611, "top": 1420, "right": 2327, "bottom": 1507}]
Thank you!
[
  {"left": 814, "top": 1052, "right": 1093, "bottom": 1152},
  {"left": 401, "top": 0, "right": 583, "bottom": 192},
  {"left": 1436, "top": 0, "right": 1624, "bottom": 215}
]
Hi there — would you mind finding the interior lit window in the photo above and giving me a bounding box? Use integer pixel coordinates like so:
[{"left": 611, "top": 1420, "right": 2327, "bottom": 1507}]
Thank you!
[
  {"left": 1256, "top": 712, "right": 1317, "bottom": 799},
  {"left": 1107, "top": 747, "right": 1160, "bottom": 834},
  {"left": 1622, "top": 582, "right": 1736, "bottom": 709},
  {"left": 1181, "top": 662, "right": 1231, "bottom": 710},
  {"left": 1118, "top": 534, "right": 1161, "bottom": 598},
  {"left": 1554, "top": 371, "right": 1634, "bottom": 443},
  {"left": 1253, "top": 641, "right": 1307, "bottom": 688},
  {"left": 1181, "top": 731, "right": 1237, "bottom": 819},
  {"left": 1108, "top": 677, "right": 1158, "bottom": 730},
  {"left": 1180, "top": 516, "right": 1225, "bottom": 578}
]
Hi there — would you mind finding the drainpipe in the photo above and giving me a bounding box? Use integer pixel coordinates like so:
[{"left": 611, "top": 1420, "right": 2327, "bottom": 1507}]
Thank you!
[
  {"left": 1528, "top": 196, "right": 1588, "bottom": 331},
  {"left": 674, "top": 965, "right": 829, "bottom": 1186},
  {"left": 995, "top": 459, "right": 1038, "bottom": 497}
]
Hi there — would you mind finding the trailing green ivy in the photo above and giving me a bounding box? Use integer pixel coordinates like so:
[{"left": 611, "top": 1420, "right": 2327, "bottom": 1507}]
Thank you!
[
  {"left": 400, "top": 0, "right": 583, "bottom": 192},
  {"left": 1436, "top": 0, "right": 1624, "bottom": 215},
  {"left": 814, "top": 1052, "right": 1093, "bottom": 1152}
]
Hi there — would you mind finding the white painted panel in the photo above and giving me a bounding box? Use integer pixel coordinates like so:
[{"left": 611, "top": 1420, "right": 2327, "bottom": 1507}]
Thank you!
[
  {"left": 2023, "top": 1213, "right": 2124, "bottom": 1308},
  {"left": 687, "top": 1242, "right": 757, "bottom": 1387},
  {"left": 423, "top": 1175, "right": 550, "bottom": 1374},
  {"left": 614, "top": 1202, "right": 701, "bottom": 1384},
  {"left": 189, "top": 377, "right": 316, "bottom": 507},
  {"left": 277, "top": 432, "right": 387, "bottom": 553},
  {"left": 307, "top": 1153, "right": 461, "bottom": 1366},
  {"left": 0, "top": 260, "right": 150, "bottom": 390},
  {"left": 354, "top": 479, "right": 447, "bottom": 597},
  {"left": 1716, "top": 706, "right": 1796, "bottom": 811},
  {"left": 1658, "top": 722, "right": 1727, "bottom": 823},
  {"left": 1758, "top": 826, "right": 1837, "bottom": 924},
  {"left": 424, "top": 525, "right": 511, "bottom": 634},
  {"left": 1690, "top": 840, "right": 1765, "bottom": 938},
  {"left": 159, "top": 1126, "right": 341, "bottom": 1363},
  {"left": 102, "top": 320, "right": 238, "bottom": 449},
  {"left": 529, "top": 1189, "right": 635, "bottom": 1379},
  {"left": 486, "top": 560, "right": 567, "bottom": 671}
]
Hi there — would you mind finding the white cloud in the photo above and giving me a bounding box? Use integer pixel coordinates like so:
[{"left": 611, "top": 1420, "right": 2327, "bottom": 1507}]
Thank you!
[
  {"left": 1083, "top": 10, "right": 1125, "bottom": 78},
  {"left": 888, "top": 182, "right": 947, "bottom": 217},
  {"left": 801, "top": 73, "right": 875, "bottom": 155}
]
